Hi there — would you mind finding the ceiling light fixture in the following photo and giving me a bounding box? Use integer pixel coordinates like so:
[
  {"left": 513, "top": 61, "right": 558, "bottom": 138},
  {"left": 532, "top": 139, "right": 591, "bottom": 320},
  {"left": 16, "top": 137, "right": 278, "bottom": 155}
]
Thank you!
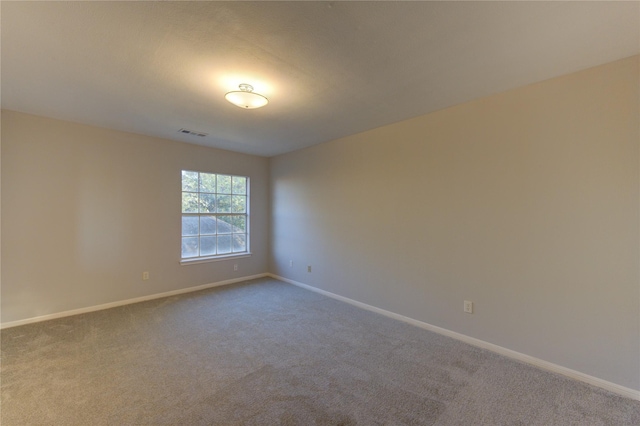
[{"left": 224, "top": 83, "right": 268, "bottom": 109}]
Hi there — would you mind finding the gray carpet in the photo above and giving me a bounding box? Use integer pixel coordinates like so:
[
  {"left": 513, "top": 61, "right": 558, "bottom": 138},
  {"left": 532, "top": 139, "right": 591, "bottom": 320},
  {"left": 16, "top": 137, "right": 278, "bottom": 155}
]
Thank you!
[{"left": 1, "top": 277, "right": 639, "bottom": 425}]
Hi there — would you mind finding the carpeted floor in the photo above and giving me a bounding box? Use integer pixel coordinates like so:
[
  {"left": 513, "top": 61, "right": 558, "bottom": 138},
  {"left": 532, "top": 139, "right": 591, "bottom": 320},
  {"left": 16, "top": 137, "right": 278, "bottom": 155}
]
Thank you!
[{"left": 1, "top": 277, "right": 639, "bottom": 425}]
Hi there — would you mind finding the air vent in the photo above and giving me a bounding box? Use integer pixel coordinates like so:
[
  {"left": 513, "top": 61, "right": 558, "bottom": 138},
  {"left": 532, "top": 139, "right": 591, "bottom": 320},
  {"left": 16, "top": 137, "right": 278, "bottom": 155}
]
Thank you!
[{"left": 178, "top": 128, "right": 208, "bottom": 137}]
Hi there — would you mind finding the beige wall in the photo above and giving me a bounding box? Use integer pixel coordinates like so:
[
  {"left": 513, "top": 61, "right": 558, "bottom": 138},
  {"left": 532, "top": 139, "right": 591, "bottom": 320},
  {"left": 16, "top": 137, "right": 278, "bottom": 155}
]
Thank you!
[
  {"left": 270, "top": 56, "right": 640, "bottom": 390},
  {"left": 1, "top": 110, "right": 269, "bottom": 323}
]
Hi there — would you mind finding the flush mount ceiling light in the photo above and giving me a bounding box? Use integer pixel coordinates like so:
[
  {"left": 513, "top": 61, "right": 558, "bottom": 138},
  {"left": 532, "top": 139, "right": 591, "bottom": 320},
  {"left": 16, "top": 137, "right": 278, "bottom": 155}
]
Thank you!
[{"left": 224, "top": 83, "right": 268, "bottom": 109}]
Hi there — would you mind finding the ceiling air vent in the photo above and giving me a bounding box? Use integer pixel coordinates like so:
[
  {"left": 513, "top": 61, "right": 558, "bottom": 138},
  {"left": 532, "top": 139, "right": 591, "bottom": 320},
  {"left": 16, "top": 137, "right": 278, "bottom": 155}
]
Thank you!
[{"left": 178, "top": 128, "right": 208, "bottom": 137}]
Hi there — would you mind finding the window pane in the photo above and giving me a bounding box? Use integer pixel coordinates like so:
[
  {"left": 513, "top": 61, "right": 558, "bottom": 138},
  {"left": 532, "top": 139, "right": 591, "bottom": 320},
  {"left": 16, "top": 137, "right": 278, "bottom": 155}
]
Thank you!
[
  {"left": 200, "top": 236, "right": 217, "bottom": 256},
  {"left": 182, "top": 237, "right": 198, "bottom": 258},
  {"left": 182, "top": 171, "right": 249, "bottom": 260},
  {"left": 217, "top": 195, "right": 231, "bottom": 213},
  {"left": 230, "top": 215, "right": 246, "bottom": 232},
  {"left": 217, "top": 175, "right": 232, "bottom": 194},
  {"left": 217, "top": 216, "right": 232, "bottom": 234},
  {"left": 232, "top": 176, "right": 247, "bottom": 194},
  {"left": 231, "top": 195, "right": 246, "bottom": 213},
  {"left": 182, "top": 216, "right": 199, "bottom": 236},
  {"left": 199, "top": 173, "right": 216, "bottom": 193},
  {"left": 182, "top": 193, "right": 198, "bottom": 213},
  {"left": 218, "top": 235, "right": 232, "bottom": 254},
  {"left": 200, "top": 216, "right": 216, "bottom": 235},
  {"left": 199, "top": 194, "right": 216, "bottom": 213},
  {"left": 233, "top": 234, "right": 246, "bottom": 252},
  {"left": 182, "top": 171, "right": 198, "bottom": 191}
]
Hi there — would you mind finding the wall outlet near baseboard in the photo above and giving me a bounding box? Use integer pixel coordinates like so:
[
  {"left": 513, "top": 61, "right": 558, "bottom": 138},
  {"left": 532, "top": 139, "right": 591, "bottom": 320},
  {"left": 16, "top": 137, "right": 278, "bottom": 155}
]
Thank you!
[
  {"left": 464, "top": 300, "right": 473, "bottom": 314},
  {"left": 143, "top": 271, "right": 149, "bottom": 280},
  {"left": 289, "top": 260, "right": 293, "bottom": 267},
  {"left": 233, "top": 264, "right": 238, "bottom": 271},
  {"left": 307, "top": 265, "right": 312, "bottom": 273}
]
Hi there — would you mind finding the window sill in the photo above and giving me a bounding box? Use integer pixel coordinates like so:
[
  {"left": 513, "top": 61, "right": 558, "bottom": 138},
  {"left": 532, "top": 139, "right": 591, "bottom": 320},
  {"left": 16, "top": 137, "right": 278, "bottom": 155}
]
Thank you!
[{"left": 180, "top": 253, "right": 252, "bottom": 266}]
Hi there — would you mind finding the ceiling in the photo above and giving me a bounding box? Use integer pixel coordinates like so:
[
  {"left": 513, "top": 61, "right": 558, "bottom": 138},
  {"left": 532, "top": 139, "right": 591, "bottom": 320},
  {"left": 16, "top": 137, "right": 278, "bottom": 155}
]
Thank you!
[{"left": 2, "top": 1, "right": 639, "bottom": 157}]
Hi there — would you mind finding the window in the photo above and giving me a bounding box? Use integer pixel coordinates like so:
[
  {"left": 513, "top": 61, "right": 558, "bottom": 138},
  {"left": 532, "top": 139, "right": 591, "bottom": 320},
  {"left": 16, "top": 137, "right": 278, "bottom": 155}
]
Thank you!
[{"left": 181, "top": 171, "right": 249, "bottom": 261}]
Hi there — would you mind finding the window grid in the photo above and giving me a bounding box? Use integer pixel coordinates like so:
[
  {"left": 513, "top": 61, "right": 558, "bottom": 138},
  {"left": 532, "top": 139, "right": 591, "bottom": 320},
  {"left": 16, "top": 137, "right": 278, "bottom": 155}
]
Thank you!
[{"left": 181, "top": 171, "right": 249, "bottom": 260}]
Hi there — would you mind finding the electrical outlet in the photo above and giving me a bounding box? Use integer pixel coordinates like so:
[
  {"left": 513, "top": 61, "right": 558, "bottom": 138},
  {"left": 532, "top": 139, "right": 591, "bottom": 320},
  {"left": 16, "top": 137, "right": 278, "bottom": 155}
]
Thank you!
[
  {"left": 289, "top": 260, "right": 293, "bottom": 267},
  {"left": 464, "top": 300, "right": 473, "bottom": 314},
  {"left": 143, "top": 271, "right": 149, "bottom": 280},
  {"left": 307, "top": 265, "right": 312, "bottom": 273},
  {"left": 233, "top": 264, "right": 238, "bottom": 271}
]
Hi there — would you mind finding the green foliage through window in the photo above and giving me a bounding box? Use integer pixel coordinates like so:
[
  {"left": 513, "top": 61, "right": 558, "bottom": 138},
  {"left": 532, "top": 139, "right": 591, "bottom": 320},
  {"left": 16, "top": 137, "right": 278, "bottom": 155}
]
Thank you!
[{"left": 181, "top": 171, "right": 249, "bottom": 259}]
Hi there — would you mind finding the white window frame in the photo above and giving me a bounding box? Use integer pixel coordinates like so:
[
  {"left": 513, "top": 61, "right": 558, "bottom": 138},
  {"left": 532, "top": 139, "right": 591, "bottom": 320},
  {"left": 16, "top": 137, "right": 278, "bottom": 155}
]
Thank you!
[{"left": 180, "top": 170, "right": 250, "bottom": 264}]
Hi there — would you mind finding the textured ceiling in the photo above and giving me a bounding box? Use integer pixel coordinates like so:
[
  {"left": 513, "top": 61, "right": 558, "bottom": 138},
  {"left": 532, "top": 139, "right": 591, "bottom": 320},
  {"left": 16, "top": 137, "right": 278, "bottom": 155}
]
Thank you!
[{"left": 2, "top": 1, "right": 639, "bottom": 157}]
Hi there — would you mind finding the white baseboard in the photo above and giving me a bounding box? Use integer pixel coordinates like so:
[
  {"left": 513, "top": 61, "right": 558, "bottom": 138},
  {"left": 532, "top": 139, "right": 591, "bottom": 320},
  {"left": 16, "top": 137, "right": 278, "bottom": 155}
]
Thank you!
[
  {"left": 268, "top": 273, "right": 640, "bottom": 401},
  {"left": 0, "top": 273, "right": 269, "bottom": 330}
]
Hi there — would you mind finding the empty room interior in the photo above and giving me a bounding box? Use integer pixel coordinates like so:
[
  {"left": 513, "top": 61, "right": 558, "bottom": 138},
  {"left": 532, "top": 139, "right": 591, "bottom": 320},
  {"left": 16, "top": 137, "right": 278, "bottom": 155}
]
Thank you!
[{"left": 1, "top": 1, "right": 639, "bottom": 424}]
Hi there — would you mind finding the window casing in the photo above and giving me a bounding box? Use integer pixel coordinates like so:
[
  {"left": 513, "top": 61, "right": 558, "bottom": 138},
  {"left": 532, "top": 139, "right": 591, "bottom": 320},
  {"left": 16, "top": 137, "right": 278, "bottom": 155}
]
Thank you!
[{"left": 181, "top": 171, "right": 249, "bottom": 261}]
